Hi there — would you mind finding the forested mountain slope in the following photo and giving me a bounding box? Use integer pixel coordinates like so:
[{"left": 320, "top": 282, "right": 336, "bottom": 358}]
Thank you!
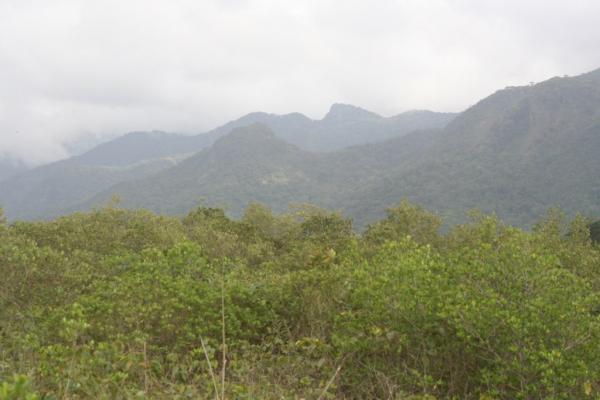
[
  {"left": 0, "top": 105, "right": 452, "bottom": 221},
  {"left": 0, "top": 156, "right": 181, "bottom": 220},
  {"left": 0, "top": 131, "right": 204, "bottom": 220},
  {"left": 344, "top": 68, "right": 600, "bottom": 226},
  {"left": 80, "top": 124, "right": 334, "bottom": 216},
  {"left": 191, "top": 103, "right": 454, "bottom": 153},
  {"left": 82, "top": 123, "right": 444, "bottom": 220},
  {"left": 0, "top": 156, "right": 27, "bottom": 182},
  {"left": 74, "top": 131, "right": 206, "bottom": 166},
  {"left": 84, "top": 69, "right": 600, "bottom": 228}
]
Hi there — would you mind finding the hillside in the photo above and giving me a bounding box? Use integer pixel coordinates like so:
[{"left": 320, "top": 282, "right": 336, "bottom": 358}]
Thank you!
[
  {"left": 81, "top": 69, "right": 600, "bottom": 228},
  {"left": 74, "top": 131, "right": 209, "bottom": 166},
  {"left": 0, "top": 105, "right": 453, "bottom": 221},
  {"left": 0, "top": 156, "right": 182, "bottom": 220},
  {"left": 0, "top": 157, "right": 27, "bottom": 182},
  {"left": 346, "top": 68, "right": 600, "bottom": 226},
  {"left": 2, "top": 70, "right": 600, "bottom": 226},
  {"left": 309, "top": 104, "right": 453, "bottom": 151},
  {"left": 74, "top": 105, "right": 453, "bottom": 167},
  {"left": 189, "top": 103, "right": 454, "bottom": 152},
  {"left": 81, "top": 124, "right": 334, "bottom": 215}
]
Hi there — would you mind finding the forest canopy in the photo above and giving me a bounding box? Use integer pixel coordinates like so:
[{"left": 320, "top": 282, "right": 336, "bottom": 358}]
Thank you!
[{"left": 1, "top": 203, "right": 600, "bottom": 399}]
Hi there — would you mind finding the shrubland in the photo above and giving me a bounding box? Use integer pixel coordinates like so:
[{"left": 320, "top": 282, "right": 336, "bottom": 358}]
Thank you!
[{"left": 1, "top": 203, "right": 599, "bottom": 399}]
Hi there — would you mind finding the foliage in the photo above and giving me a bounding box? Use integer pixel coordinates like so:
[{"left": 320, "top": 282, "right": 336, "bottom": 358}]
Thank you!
[
  {"left": 363, "top": 200, "right": 442, "bottom": 250},
  {"left": 0, "top": 375, "right": 39, "bottom": 400},
  {"left": 590, "top": 220, "right": 600, "bottom": 244},
  {"left": 2, "top": 202, "right": 600, "bottom": 399}
]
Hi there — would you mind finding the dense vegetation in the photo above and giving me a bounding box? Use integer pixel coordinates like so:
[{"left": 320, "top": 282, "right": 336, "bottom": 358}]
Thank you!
[{"left": 2, "top": 202, "right": 600, "bottom": 399}]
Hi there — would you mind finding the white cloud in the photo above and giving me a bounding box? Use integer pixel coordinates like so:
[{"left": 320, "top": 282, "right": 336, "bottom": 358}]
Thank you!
[{"left": 1, "top": 0, "right": 600, "bottom": 164}]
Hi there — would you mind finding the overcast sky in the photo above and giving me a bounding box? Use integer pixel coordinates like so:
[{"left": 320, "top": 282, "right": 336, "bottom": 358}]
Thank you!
[{"left": 2, "top": 0, "right": 600, "bottom": 165}]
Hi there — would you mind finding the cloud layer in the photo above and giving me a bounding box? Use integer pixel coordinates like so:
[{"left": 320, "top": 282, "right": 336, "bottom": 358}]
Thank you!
[{"left": 2, "top": 0, "right": 600, "bottom": 164}]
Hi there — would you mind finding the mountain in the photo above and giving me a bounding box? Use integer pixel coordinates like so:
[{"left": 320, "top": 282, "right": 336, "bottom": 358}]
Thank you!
[
  {"left": 74, "top": 131, "right": 209, "bottom": 166},
  {"left": 79, "top": 124, "right": 334, "bottom": 216},
  {"left": 3, "top": 68, "right": 600, "bottom": 227},
  {"left": 63, "top": 133, "right": 117, "bottom": 157},
  {"left": 193, "top": 104, "right": 455, "bottom": 153},
  {"left": 0, "top": 154, "right": 183, "bottom": 221},
  {"left": 308, "top": 104, "right": 453, "bottom": 151},
  {"left": 0, "top": 129, "right": 208, "bottom": 220},
  {"left": 67, "top": 104, "right": 454, "bottom": 166},
  {"left": 0, "top": 157, "right": 27, "bottom": 182},
  {"left": 81, "top": 69, "right": 600, "bottom": 228},
  {"left": 339, "top": 69, "right": 600, "bottom": 226},
  {"left": 0, "top": 104, "right": 453, "bottom": 221},
  {"left": 81, "top": 124, "right": 449, "bottom": 226}
]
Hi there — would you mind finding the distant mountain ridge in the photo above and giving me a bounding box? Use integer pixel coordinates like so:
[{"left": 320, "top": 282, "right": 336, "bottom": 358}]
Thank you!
[
  {"left": 2, "top": 68, "right": 600, "bottom": 227},
  {"left": 81, "top": 69, "right": 600, "bottom": 227},
  {"left": 74, "top": 131, "right": 201, "bottom": 166},
  {"left": 81, "top": 123, "right": 441, "bottom": 223},
  {"left": 200, "top": 104, "right": 455, "bottom": 152},
  {"left": 79, "top": 124, "right": 330, "bottom": 216},
  {"left": 340, "top": 68, "right": 600, "bottom": 226},
  {"left": 0, "top": 156, "right": 27, "bottom": 182},
  {"left": 0, "top": 104, "right": 453, "bottom": 220},
  {"left": 0, "top": 156, "right": 182, "bottom": 220}
]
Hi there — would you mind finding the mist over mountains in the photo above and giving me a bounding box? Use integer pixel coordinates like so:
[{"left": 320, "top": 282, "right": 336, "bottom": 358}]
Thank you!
[
  {"left": 1, "top": 68, "right": 599, "bottom": 227},
  {"left": 0, "top": 157, "right": 27, "bottom": 182},
  {"left": 0, "top": 105, "right": 453, "bottom": 221}
]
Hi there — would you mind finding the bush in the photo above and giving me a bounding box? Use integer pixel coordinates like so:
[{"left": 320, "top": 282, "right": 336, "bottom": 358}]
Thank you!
[{"left": 2, "top": 202, "right": 600, "bottom": 398}]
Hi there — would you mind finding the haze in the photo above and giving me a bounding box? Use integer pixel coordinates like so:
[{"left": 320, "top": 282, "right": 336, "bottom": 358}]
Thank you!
[{"left": 2, "top": 0, "right": 600, "bottom": 165}]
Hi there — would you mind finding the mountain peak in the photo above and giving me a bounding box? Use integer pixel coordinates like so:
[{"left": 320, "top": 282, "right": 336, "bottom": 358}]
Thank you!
[
  {"left": 212, "top": 123, "right": 292, "bottom": 154},
  {"left": 215, "top": 123, "right": 276, "bottom": 143},
  {"left": 323, "top": 103, "right": 381, "bottom": 122}
]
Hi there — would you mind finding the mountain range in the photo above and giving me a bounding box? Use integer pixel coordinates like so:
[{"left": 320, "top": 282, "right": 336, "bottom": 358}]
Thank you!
[
  {"left": 1, "top": 68, "right": 599, "bottom": 227},
  {"left": 0, "top": 106, "right": 453, "bottom": 221}
]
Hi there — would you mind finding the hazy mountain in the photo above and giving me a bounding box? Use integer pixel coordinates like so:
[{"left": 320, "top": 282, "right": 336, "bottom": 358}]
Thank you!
[
  {"left": 81, "top": 69, "right": 600, "bottom": 228},
  {"left": 22, "top": 103, "right": 451, "bottom": 173},
  {"left": 0, "top": 104, "right": 453, "bottom": 221},
  {"left": 74, "top": 131, "right": 208, "bottom": 166},
  {"left": 0, "top": 157, "right": 27, "bottom": 182},
  {"left": 3, "top": 69, "right": 599, "bottom": 227},
  {"left": 342, "top": 69, "right": 600, "bottom": 226},
  {"left": 193, "top": 104, "right": 455, "bottom": 153},
  {"left": 80, "top": 124, "right": 334, "bottom": 215},
  {"left": 81, "top": 124, "right": 450, "bottom": 226},
  {"left": 0, "top": 155, "right": 183, "bottom": 221},
  {"left": 67, "top": 104, "right": 454, "bottom": 166},
  {"left": 63, "top": 133, "right": 118, "bottom": 157},
  {"left": 0, "top": 129, "right": 209, "bottom": 219},
  {"left": 306, "top": 104, "right": 454, "bottom": 151}
]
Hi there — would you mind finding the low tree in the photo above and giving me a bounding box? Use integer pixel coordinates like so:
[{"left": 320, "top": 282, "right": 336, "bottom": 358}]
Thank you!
[{"left": 363, "top": 199, "right": 442, "bottom": 250}]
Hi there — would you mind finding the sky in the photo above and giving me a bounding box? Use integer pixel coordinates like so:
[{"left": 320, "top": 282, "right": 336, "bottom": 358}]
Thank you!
[{"left": 1, "top": 0, "right": 600, "bottom": 165}]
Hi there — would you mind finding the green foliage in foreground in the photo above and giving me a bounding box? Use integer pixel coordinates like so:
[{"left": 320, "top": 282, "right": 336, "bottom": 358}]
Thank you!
[
  {"left": 591, "top": 220, "right": 600, "bottom": 244},
  {"left": 1, "top": 203, "right": 600, "bottom": 399}
]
